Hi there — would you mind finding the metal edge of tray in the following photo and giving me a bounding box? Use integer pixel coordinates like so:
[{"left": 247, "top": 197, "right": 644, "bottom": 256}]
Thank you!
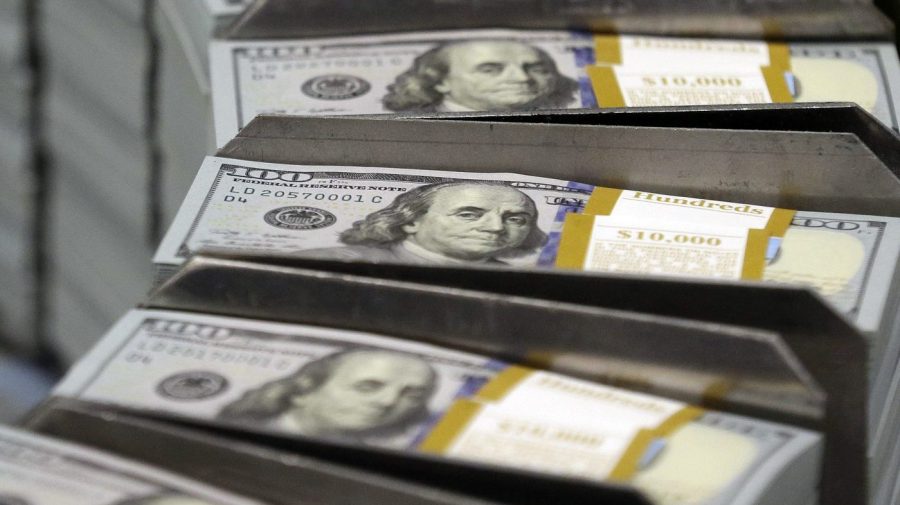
[
  {"left": 376, "top": 103, "right": 900, "bottom": 171},
  {"left": 223, "top": 0, "right": 893, "bottom": 41},
  {"left": 220, "top": 112, "right": 900, "bottom": 216}
]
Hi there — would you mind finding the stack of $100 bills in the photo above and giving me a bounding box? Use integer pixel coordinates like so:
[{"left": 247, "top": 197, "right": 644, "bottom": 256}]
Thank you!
[
  {"left": 139, "top": 151, "right": 895, "bottom": 505},
  {"left": 5, "top": 2, "right": 900, "bottom": 505}
]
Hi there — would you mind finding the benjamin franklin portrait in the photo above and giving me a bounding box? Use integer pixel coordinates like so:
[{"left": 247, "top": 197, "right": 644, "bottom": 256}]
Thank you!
[
  {"left": 383, "top": 40, "right": 579, "bottom": 112},
  {"left": 218, "top": 349, "right": 438, "bottom": 444},
  {"left": 297, "top": 181, "right": 548, "bottom": 265}
]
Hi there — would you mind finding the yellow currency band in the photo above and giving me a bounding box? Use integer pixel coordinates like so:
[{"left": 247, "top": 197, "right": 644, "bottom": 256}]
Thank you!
[
  {"left": 741, "top": 229, "right": 769, "bottom": 280},
  {"left": 764, "top": 208, "right": 796, "bottom": 237},
  {"left": 761, "top": 66, "right": 794, "bottom": 103},
  {"left": 583, "top": 187, "right": 623, "bottom": 215},
  {"left": 587, "top": 66, "right": 627, "bottom": 108},
  {"left": 593, "top": 35, "right": 792, "bottom": 71},
  {"left": 418, "top": 366, "right": 535, "bottom": 453},
  {"left": 585, "top": 186, "right": 796, "bottom": 239},
  {"left": 768, "top": 43, "right": 792, "bottom": 71},
  {"left": 594, "top": 35, "right": 623, "bottom": 64},
  {"left": 607, "top": 405, "right": 706, "bottom": 481},
  {"left": 475, "top": 366, "right": 534, "bottom": 402},
  {"left": 555, "top": 213, "right": 595, "bottom": 269},
  {"left": 418, "top": 400, "right": 483, "bottom": 454}
]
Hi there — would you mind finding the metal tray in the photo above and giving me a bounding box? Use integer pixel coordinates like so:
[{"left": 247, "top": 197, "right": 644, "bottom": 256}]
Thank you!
[
  {"left": 224, "top": 0, "right": 892, "bottom": 40},
  {"left": 221, "top": 105, "right": 900, "bottom": 216}
]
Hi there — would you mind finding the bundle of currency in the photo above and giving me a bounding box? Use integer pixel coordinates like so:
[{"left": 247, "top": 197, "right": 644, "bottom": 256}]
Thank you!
[
  {"left": 766, "top": 211, "right": 900, "bottom": 488},
  {"left": 153, "top": 156, "right": 594, "bottom": 281},
  {"left": 0, "top": 0, "right": 37, "bottom": 351},
  {"left": 764, "top": 212, "right": 900, "bottom": 342},
  {"left": 155, "top": 158, "right": 900, "bottom": 456},
  {"left": 157, "top": 158, "right": 900, "bottom": 357},
  {"left": 54, "top": 308, "right": 823, "bottom": 505},
  {"left": 209, "top": 29, "right": 900, "bottom": 146},
  {"left": 0, "top": 424, "right": 263, "bottom": 505}
]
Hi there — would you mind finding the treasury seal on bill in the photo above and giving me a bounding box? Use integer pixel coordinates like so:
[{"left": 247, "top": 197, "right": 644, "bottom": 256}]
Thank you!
[
  {"left": 264, "top": 206, "right": 338, "bottom": 230},
  {"left": 157, "top": 371, "right": 229, "bottom": 400},
  {"left": 302, "top": 74, "right": 372, "bottom": 100}
]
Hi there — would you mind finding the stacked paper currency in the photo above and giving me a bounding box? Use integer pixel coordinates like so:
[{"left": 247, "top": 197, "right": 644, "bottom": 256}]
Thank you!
[
  {"left": 153, "top": 19, "right": 900, "bottom": 225},
  {"left": 52, "top": 308, "right": 823, "bottom": 505},
  {"left": 155, "top": 155, "right": 900, "bottom": 504},
  {"left": 38, "top": 0, "right": 156, "bottom": 362},
  {"left": 208, "top": 30, "right": 900, "bottom": 147},
  {"left": 3, "top": 3, "right": 897, "bottom": 504},
  {"left": 0, "top": 424, "right": 263, "bottom": 505},
  {"left": 155, "top": 19, "right": 900, "bottom": 503},
  {"left": 0, "top": 0, "right": 37, "bottom": 350}
]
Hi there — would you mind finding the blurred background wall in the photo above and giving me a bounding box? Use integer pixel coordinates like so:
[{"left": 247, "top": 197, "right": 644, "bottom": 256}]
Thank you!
[{"left": 0, "top": 0, "right": 245, "bottom": 421}]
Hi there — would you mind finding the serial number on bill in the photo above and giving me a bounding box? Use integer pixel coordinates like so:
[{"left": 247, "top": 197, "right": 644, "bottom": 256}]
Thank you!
[{"left": 225, "top": 187, "right": 385, "bottom": 203}]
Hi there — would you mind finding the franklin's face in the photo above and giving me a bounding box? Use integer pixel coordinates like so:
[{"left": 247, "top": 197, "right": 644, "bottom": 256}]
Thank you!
[
  {"left": 435, "top": 41, "right": 558, "bottom": 110},
  {"left": 292, "top": 352, "right": 435, "bottom": 435},
  {"left": 403, "top": 185, "right": 537, "bottom": 261}
]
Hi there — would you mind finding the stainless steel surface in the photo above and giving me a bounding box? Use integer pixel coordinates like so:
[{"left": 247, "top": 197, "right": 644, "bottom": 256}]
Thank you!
[
  {"left": 391, "top": 103, "right": 900, "bottom": 165},
  {"left": 225, "top": 0, "right": 893, "bottom": 40},
  {"left": 220, "top": 112, "right": 900, "bottom": 216}
]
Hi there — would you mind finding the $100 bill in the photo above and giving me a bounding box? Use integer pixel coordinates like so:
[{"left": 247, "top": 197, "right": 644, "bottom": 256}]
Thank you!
[
  {"left": 56, "top": 309, "right": 822, "bottom": 505},
  {"left": 154, "top": 156, "right": 593, "bottom": 278},
  {"left": 211, "top": 30, "right": 900, "bottom": 146}
]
